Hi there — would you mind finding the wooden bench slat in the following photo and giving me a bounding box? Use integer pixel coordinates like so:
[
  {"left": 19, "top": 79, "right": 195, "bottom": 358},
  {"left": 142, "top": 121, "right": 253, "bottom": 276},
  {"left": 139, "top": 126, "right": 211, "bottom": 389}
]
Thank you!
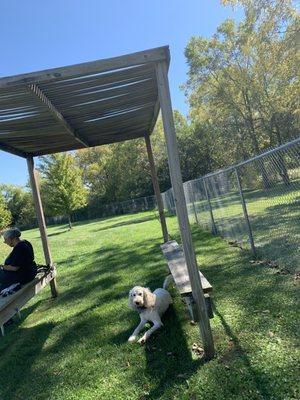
[
  {"left": 0, "top": 270, "right": 56, "bottom": 327},
  {"left": 161, "top": 240, "right": 212, "bottom": 295}
]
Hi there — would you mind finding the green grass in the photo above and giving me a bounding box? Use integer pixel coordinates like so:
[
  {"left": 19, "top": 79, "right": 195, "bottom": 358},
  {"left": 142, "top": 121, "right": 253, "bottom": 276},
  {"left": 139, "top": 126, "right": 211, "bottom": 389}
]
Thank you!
[
  {"left": 0, "top": 211, "right": 299, "bottom": 400},
  {"left": 187, "top": 179, "right": 300, "bottom": 271}
]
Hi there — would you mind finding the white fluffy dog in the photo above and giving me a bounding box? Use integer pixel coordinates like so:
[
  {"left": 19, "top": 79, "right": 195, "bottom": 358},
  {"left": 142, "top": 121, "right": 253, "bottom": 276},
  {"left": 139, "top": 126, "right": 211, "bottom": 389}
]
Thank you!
[{"left": 128, "top": 276, "right": 173, "bottom": 344}]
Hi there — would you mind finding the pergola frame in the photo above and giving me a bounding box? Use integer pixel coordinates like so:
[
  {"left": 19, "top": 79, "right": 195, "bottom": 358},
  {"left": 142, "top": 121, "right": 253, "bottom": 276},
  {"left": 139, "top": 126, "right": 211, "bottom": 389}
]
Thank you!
[{"left": 0, "top": 47, "right": 214, "bottom": 358}]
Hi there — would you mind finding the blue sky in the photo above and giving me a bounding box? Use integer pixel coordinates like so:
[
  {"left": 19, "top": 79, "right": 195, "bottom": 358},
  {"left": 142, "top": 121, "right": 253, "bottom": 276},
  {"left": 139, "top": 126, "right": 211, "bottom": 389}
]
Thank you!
[{"left": 0, "top": 0, "right": 242, "bottom": 186}]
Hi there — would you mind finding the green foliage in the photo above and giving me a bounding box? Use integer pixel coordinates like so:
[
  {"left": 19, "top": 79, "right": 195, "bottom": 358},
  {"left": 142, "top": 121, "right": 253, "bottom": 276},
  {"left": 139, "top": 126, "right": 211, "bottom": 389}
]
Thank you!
[
  {"left": 76, "top": 140, "right": 153, "bottom": 203},
  {"left": 185, "top": 0, "right": 299, "bottom": 169},
  {"left": 0, "top": 184, "right": 35, "bottom": 228},
  {"left": 39, "top": 153, "right": 87, "bottom": 228},
  {"left": 4, "top": 0, "right": 297, "bottom": 219},
  {"left": 75, "top": 111, "right": 196, "bottom": 204},
  {"left": 0, "top": 192, "right": 11, "bottom": 230}
]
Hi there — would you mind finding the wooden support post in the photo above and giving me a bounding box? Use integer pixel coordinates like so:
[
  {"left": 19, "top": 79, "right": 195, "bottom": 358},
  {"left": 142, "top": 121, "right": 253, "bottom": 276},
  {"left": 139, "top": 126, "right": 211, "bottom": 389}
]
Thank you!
[
  {"left": 156, "top": 61, "right": 214, "bottom": 360},
  {"left": 145, "top": 134, "right": 169, "bottom": 243},
  {"left": 27, "top": 157, "right": 58, "bottom": 297}
]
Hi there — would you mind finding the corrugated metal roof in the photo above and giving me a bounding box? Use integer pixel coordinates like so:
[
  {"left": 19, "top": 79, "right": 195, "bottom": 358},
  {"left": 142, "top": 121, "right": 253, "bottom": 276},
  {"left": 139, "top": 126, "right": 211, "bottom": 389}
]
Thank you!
[{"left": 0, "top": 46, "right": 169, "bottom": 157}]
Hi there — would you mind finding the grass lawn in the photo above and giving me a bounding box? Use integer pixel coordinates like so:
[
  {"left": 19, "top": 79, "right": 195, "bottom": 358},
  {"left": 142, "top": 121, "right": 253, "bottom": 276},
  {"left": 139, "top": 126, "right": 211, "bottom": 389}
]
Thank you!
[
  {"left": 186, "top": 179, "right": 300, "bottom": 271},
  {"left": 0, "top": 211, "right": 299, "bottom": 400}
]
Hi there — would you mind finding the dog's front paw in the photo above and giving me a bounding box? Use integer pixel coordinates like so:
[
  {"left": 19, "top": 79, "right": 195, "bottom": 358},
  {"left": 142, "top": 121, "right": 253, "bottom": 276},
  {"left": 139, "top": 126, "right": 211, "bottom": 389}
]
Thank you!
[
  {"left": 128, "top": 335, "right": 138, "bottom": 343},
  {"left": 138, "top": 336, "right": 147, "bottom": 345}
]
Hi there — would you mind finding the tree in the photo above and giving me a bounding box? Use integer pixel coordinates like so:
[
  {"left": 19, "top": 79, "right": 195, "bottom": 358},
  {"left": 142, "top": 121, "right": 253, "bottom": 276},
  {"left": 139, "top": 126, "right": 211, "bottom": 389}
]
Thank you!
[
  {"left": 1, "top": 184, "right": 35, "bottom": 228},
  {"left": 39, "top": 153, "right": 87, "bottom": 229},
  {"left": 0, "top": 192, "right": 12, "bottom": 230},
  {"left": 75, "top": 111, "right": 199, "bottom": 206},
  {"left": 184, "top": 0, "right": 299, "bottom": 185}
]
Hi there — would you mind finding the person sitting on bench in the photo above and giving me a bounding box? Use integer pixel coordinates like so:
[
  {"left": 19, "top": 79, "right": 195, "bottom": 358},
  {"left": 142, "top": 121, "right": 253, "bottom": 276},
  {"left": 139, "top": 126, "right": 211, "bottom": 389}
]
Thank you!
[{"left": 0, "top": 228, "right": 37, "bottom": 291}]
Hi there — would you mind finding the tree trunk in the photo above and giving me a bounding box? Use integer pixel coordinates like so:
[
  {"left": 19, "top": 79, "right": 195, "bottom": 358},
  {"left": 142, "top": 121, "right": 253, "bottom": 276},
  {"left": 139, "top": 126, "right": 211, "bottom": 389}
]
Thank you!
[
  {"left": 274, "top": 153, "right": 291, "bottom": 186},
  {"left": 273, "top": 121, "right": 290, "bottom": 186},
  {"left": 243, "top": 91, "right": 271, "bottom": 189},
  {"left": 68, "top": 215, "right": 72, "bottom": 229}
]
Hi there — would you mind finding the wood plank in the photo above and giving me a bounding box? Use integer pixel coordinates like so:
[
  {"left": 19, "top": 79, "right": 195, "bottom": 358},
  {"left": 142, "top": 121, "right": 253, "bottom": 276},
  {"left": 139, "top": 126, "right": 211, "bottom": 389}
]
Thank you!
[
  {"left": 58, "top": 91, "right": 157, "bottom": 119},
  {"left": 161, "top": 240, "right": 212, "bottom": 294},
  {"left": 156, "top": 61, "right": 214, "bottom": 359},
  {"left": 0, "top": 270, "right": 56, "bottom": 327},
  {"left": 28, "top": 84, "right": 89, "bottom": 147},
  {"left": 0, "top": 46, "right": 169, "bottom": 88},
  {"left": 145, "top": 134, "right": 169, "bottom": 242},
  {"left": 27, "top": 158, "right": 58, "bottom": 297},
  {"left": 0, "top": 142, "right": 28, "bottom": 158},
  {"left": 0, "top": 128, "right": 67, "bottom": 140},
  {"left": 39, "top": 65, "right": 155, "bottom": 93},
  {"left": 33, "top": 131, "right": 145, "bottom": 155},
  {"left": 50, "top": 81, "right": 156, "bottom": 110}
]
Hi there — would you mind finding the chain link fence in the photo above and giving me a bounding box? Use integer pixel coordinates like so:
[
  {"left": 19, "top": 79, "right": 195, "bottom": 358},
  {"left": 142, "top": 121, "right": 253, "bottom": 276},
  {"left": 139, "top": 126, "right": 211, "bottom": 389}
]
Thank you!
[
  {"left": 23, "top": 137, "right": 299, "bottom": 272},
  {"left": 162, "top": 138, "right": 300, "bottom": 272},
  {"left": 21, "top": 195, "right": 158, "bottom": 230}
]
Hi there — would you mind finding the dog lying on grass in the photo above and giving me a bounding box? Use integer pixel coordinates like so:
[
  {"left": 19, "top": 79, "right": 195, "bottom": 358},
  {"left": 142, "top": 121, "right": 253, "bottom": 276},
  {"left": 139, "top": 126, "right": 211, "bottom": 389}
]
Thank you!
[{"left": 128, "top": 276, "right": 173, "bottom": 344}]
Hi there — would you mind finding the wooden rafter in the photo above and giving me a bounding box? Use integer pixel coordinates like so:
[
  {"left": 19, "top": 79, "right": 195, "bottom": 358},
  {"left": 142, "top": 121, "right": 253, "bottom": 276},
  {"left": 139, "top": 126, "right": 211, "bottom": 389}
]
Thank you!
[
  {"left": 28, "top": 83, "right": 89, "bottom": 147},
  {"left": 0, "top": 47, "right": 170, "bottom": 156},
  {"left": 0, "top": 46, "right": 169, "bottom": 88},
  {"left": 0, "top": 141, "right": 28, "bottom": 158}
]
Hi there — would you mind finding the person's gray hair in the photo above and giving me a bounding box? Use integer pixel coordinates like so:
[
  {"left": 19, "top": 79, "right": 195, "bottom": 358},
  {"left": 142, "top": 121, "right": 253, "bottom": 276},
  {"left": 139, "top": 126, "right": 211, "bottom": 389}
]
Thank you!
[{"left": 2, "top": 227, "right": 21, "bottom": 240}]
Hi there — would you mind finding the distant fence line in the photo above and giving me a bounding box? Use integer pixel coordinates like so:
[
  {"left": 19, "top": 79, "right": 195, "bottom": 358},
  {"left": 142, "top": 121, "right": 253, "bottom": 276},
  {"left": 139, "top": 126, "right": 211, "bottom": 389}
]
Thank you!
[
  {"left": 162, "top": 137, "right": 300, "bottom": 270},
  {"left": 43, "top": 195, "right": 157, "bottom": 226},
  {"left": 24, "top": 138, "right": 299, "bottom": 270}
]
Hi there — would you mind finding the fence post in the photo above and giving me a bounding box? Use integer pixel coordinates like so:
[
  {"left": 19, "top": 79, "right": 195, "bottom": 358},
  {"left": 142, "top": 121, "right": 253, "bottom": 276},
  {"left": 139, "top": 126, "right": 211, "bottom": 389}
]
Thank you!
[
  {"left": 234, "top": 168, "right": 256, "bottom": 255},
  {"left": 203, "top": 178, "right": 217, "bottom": 235},
  {"left": 190, "top": 182, "right": 199, "bottom": 225}
]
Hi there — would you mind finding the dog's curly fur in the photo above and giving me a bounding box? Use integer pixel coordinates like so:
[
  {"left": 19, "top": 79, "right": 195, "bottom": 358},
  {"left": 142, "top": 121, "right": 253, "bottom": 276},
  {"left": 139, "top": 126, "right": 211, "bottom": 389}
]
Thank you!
[{"left": 128, "top": 276, "right": 172, "bottom": 344}]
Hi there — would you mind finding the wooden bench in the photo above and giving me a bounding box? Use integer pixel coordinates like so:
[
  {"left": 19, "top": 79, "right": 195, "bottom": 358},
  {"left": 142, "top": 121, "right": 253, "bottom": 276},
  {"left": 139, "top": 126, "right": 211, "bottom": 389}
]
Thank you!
[
  {"left": 161, "top": 240, "right": 213, "bottom": 321},
  {"left": 0, "top": 269, "right": 56, "bottom": 336}
]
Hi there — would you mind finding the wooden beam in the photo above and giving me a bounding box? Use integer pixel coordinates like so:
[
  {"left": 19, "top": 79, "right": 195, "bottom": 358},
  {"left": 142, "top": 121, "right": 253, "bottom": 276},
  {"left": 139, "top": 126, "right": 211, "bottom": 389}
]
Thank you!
[
  {"left": 0, "top": 46, "right": 170, "bottom": 88},
  {"left": 28, "top": 84, "right": 89, "bottom": 147},
  {"left": 27, "top": 157, "right": 58, "bottom": 297},
  {"left": 148, "top": 56, "right": 169, "bottom": 136},
  {"left": 155, "top": 60, "right": 214, "bottom": 360},
  {"left": 144, "top": 134, "right": 169, "bottom": 242},
  {"left": 147, "top": 99, "right": 160, "bottom": 136},
  {"left": 0, "top": 141, "right": 28, "bottom": 158}
]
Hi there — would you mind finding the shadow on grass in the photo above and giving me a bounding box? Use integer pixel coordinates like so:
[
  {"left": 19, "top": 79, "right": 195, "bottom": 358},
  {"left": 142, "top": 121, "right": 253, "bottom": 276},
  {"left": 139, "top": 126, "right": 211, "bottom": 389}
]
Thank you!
[
  {"left": 90, "top": 214, "right": 158, "bottom": 233},
  {"left": 249, "top": 201, "right": 300, "bottom": 270},
  {"left": 0, "top": 301, "right": 55, "bottom": 399},
  {"left": 214, "top": 306, "right": 273, "bottom": 399},
  {"left": 48, "top": 229, "right": 69, "bottom": 237},
  {"left": 203, "top": 191, "right": 299, "bottom": 271},
  {"left": 143, "top": 305, "right": 205, "bottom": 400},
  {"left": 188, "top": 224, "right": 298, "bottom": 338}
]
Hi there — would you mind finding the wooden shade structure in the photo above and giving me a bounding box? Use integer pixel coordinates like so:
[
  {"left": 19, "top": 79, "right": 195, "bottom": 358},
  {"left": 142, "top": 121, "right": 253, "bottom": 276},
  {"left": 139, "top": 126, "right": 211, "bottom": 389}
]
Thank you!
[{"left": 0, "top": 46, "right": 214, "bottom": 358}]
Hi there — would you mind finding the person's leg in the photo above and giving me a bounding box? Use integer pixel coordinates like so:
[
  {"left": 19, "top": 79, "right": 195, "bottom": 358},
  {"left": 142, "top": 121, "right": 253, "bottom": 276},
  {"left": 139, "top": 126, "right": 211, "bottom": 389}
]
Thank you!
[{"left": 0, "top": 270, "right": 20, "bottom": 291}]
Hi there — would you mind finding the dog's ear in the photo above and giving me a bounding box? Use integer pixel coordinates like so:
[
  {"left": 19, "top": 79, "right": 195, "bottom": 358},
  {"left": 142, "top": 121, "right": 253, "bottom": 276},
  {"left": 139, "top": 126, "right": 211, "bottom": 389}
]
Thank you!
[
  {"left": 128, "top": 289, "right": 135, "bottom": 310},
  {"left": 143, "top": 288, "right": 156, "bottom": 308}
]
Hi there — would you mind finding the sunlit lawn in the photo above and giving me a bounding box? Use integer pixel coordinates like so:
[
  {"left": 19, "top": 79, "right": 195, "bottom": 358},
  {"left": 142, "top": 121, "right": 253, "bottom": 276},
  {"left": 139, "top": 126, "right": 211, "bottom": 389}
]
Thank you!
[
  {"left": 187, "top": 180, "right": 300, "bottom": 270},
  {"left": 0, "top": 211, "right": 298, "bottom": 400}
]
